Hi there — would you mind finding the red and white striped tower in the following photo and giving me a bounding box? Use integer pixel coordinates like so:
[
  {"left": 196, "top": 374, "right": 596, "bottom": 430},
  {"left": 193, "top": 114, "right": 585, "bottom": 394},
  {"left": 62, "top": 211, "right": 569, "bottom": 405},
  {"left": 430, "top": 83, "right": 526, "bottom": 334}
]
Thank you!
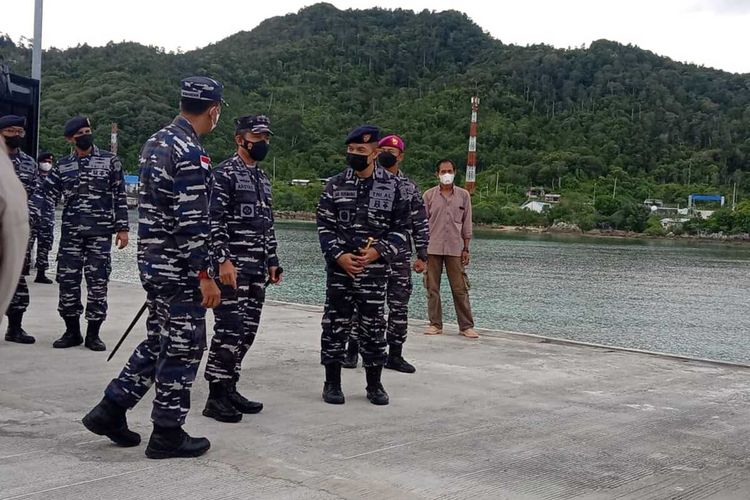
[{"left": 465, "top": 96, "right": 479, "bottom": 194}]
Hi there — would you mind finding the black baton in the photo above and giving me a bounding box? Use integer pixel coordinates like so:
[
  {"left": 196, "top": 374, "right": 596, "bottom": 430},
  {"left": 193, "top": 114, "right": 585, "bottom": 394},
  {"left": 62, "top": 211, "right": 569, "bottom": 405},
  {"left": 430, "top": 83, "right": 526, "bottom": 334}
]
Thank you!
[{"left": 107, "top": 301, "right": 148, "bottom": 362}]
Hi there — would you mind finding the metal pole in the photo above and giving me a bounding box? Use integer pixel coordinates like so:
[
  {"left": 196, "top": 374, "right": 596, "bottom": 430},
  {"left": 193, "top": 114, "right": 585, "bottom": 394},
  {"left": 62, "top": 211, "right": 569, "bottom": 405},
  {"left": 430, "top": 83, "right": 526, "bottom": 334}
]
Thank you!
[{"left": 32, "top": 0, "right": 43, "bottom": 81}]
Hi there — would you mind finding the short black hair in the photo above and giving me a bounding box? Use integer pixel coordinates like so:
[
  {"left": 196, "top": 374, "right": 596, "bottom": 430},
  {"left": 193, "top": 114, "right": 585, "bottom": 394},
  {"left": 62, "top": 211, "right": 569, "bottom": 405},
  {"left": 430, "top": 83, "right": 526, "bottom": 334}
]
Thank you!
[
  {"left": 435, "top": 158, "right": 456, "bottom": 172},
  {"left": 180, "top": 97, "right": 219, "bottom": 115}
]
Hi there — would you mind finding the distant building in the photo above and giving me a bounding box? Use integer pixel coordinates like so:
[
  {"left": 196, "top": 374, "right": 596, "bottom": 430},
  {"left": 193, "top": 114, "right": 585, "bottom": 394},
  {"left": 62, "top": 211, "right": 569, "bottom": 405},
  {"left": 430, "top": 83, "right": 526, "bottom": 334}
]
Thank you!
[
  {"left": 544, "top": 193, "right": 561, "bottom": 203},
  {"left": 526, "top": 187, "right": 545, "bottom": 199},
  {"left": 521, "top": 200, "right": 552, "bottom": 213},
  {"left": 289, "top": 179, "right": 311, "bottom": 187}
]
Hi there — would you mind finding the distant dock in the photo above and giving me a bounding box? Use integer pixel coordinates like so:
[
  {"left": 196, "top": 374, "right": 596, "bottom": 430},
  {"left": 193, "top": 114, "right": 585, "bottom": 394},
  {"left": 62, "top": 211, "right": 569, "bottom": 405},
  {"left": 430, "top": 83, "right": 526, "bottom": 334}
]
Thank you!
[{"left": 1, "top": 280, "right": 749, "bottom": 499}]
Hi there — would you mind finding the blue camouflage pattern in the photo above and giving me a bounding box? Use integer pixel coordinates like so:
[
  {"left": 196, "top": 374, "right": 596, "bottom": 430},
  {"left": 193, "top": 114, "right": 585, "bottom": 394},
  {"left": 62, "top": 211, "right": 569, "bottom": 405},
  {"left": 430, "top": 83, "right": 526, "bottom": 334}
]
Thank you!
[
  {"left": 32, "top": 170, "right": 56, "bottom": 271},
  {"left": 204, "top": 154, "right": 278, "bottom": 383},
  {"left": 31, "top": 146, "right": 128, "bottom": 320},
  {"left": 6, "top": 150, "right": 39, "bottom": 315},
  {"left": 105, "top": 115, "right": 211, "bottom": 427},
  {"left": 317, "top": 165, "right": 410, "bottom": 367}
]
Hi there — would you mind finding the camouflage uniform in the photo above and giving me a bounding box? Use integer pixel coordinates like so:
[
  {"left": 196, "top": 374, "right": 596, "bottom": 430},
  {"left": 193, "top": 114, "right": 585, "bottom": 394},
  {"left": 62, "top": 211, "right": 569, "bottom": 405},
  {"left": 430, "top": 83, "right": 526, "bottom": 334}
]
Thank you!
[
  {"left": 384, "top": 172, "right": 429, "bottom": 347},
  {"left": 104, "top": 115, "right": 212, "bottom": 428},
  {"left": 6, "top": 150, "right": 38, "bottom": 315},
  {"left": 32, "top": 146, "right": 129, "bottom": 321},
  {"left": 317, "top": 165, "right": 410, "bottom": 367},
  {"left": 204, "top": 154, "right": 279, "bottom": 383},
  {"left": 32, "top": 169, "right": 56, "bottom": 272}
]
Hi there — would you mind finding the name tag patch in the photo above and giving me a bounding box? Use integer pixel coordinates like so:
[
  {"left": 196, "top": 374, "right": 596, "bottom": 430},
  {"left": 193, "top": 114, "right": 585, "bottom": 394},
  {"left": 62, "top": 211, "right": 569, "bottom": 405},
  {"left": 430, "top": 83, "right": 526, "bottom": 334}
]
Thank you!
[
  {"left": 369, "top": 181, "right": 394, "bottom": 211},
  {"left": 334, "top": 190, "right": 357, "bottom": 199},
  {"left": 236, "top": 181, "right": 255, "bottom": 191},
  {"left": 59, "top": 163, "right": 78, "bottom": 174}
]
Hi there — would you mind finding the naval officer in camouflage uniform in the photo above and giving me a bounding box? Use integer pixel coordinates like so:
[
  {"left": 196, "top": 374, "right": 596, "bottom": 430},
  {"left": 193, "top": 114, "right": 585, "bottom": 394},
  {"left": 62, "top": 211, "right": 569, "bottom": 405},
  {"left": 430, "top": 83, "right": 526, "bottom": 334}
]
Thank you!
[
  {"left": 31, "top": 116, "right": 129, "bottom": 351},
  {"left": 343, "top": 134, "right": 429, "bottom": 373},
  {"left": 202, "top": 114, "right": 281, "bottom": 423},
  {"left": 83, "top": 77, "right": 223, "bottom": 459},
  {"left": 2, "top": 115, "right": 37, "bottom": 344},
  {"left": 317, "top": 125, "right": 410, "bottom": 406},
  {"left": 32, "top": 151, "right": 56, "bottom": 285}
]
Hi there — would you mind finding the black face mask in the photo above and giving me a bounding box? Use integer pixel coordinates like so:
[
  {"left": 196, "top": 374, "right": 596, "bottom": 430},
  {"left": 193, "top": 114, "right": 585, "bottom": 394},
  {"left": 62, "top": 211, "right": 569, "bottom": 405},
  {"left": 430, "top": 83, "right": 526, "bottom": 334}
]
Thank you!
[
  {"left": 346, "top": 152, "right": 370, "bottom": 172},
  {"left": 377, "top": 151, "right": 398, "bottom": 169},
  {"left": 4, "top": 135, "right": 23, "bottom": 150},
  {"left": 243, "top": 139, "right": 269, "bottom": 162},
  {"left": 75, "top": 134, "right": 94, "bottom": 151}
]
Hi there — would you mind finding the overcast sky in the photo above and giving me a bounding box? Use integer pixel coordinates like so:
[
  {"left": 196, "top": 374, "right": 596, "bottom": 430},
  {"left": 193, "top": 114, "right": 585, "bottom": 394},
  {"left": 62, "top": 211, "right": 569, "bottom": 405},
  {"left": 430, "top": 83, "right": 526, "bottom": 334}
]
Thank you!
[{"left": 4, "top": 0, "right": 750, "bottom": 74}]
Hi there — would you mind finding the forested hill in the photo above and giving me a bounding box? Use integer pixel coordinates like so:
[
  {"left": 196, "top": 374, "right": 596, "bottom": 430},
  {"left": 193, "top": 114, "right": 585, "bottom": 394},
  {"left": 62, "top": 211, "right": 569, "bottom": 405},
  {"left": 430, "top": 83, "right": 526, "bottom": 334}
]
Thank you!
[{"left": 2, "top": 3, "right": 750, "bottom": 230}]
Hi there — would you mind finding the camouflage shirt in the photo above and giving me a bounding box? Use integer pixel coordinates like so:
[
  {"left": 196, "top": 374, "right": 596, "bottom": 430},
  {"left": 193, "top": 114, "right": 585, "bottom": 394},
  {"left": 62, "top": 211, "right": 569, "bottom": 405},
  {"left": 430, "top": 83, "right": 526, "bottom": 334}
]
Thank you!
[
  {"left": 137, "top": 116, "right": 211, "bottom": 291},
  {"left": 9, "top": 150, "right": 38, "bottom": 209},
  {"left": 208, "top": 153, "right": 279, "bottom": 276},
  {"left": 32, "top": 146, "right": 128, "bottom": 236},
  {"left": 396, "top": 171, "right": 430, "bottom": 262},
  {"left": 317, "top": 165, "right": 410, "bottom": 264}
]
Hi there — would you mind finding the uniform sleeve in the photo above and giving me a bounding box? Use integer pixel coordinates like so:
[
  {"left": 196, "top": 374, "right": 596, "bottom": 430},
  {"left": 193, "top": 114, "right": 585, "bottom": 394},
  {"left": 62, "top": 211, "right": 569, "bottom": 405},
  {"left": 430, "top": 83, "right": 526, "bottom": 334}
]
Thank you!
[
  {"left": 263, "top": 174, "right": 280, "bottom": 269},
  {"left": 30, "top": 166, "right": 61, "bottom": 226},
  {"left": 208, "top": 168, "right": 231, "bottom": 264},
  {"left": 173, "top": 151, "right": 210, "bottom": 274},
  {"left": 111, "top": 156, "right": 130, "bottom": 232},
  {"left": 462, "top": 190, "right": 473, "bottom": 240},
  {"left": 409, "top": 183, "right": 430, "bottom": 261},
  {"left": 373, "top": 181, "right": 409, "bottom": 263},
  {"left": 316, "top": 181, "right": 345, "bottom": 263}
]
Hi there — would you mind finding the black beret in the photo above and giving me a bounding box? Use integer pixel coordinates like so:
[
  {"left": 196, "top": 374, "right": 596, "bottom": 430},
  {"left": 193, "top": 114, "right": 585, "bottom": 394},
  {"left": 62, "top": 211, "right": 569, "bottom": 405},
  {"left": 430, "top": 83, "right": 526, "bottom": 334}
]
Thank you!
[
  {"left": 0, "top": 115, "right": 26, "bottom": 130},
  {"left": 235, "top": 114, "right": 273, "bottom": 135},
  {"left": 63, "top": 116, "right": 91, "bottom": 137},
  {"left": 38, "top": 151, "right": 54, "bottom": 163},
  {"left": 345, "top": 125, "right": 380, "bottom": 145},
  {"left": 181, "top": 76, "right": 226, "bottom": 104}
]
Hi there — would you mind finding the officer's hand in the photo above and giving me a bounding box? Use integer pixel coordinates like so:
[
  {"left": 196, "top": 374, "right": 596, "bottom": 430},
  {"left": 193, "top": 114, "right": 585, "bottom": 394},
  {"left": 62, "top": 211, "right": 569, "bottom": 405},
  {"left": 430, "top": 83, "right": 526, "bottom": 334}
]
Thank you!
[
  {"left": 219, "top": 260, "right": 238, "bottom": 289},
  {"left": 461, "top": 250, "right": 470, "bottom": 266},
  {"left": 200, "top": 278, "right": 221, "bottom": 308},
  {"left": 413, "top": 258, "right": 426, "bottom": 274},
  {"left": 116, "top": 231, "right": 129, "bottom": 249},
  {"left": 269, "top": 266, "right": 282, "bottom": 284},
  {"left": 336, "top": 253, "right": 364, "bottom": 279},
  {"left": 356, "top": 247, "right": 380, "bottom": 266}
]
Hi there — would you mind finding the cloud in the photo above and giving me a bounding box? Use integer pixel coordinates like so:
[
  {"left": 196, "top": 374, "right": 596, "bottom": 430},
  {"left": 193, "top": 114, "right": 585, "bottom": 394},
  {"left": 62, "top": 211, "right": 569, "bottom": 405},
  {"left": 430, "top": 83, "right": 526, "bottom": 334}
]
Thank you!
[{"left": 689, "top": 0, "right": 750, "bottom": 14}]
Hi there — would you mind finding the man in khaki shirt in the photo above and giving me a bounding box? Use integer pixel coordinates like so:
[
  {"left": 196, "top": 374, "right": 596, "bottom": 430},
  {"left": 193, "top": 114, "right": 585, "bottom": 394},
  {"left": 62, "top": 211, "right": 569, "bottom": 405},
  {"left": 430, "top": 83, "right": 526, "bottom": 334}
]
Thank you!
[{"left": 422, "top": 159, "right": 478, "bottom": 338}]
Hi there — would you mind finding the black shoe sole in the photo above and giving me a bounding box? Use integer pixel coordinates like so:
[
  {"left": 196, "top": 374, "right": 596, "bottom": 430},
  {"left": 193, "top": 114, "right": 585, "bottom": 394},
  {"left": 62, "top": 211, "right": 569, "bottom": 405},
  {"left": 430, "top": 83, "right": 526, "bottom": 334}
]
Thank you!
[
  {"left": 234, "top": 405, "right": 263, "bottom": 414},
  {"left": 53, "top": 339, "right": 83, "bottom": 349},
  {"left": 145, "top": 443, "right": 211, "bottom": 459},
  {"left": 384, "top": 363, "right": 416, "bottom": 374},
  {"left": 367, "top": 396, "right": 390, "bottom": 406},
  {"left": 202, "top": 408, "right": 242, "bottom": 423},
  {"left": 82, "top": 414, "right": 141, "bottom": 447},
  {"left": 34, "top": 279, "right": 53, "bottom": 284},
  {"left": 5, "top": 337, "right": 35, "bottom": 344},
  {"left": 85, "top": 343, "right": 107, "bottom": 352},
  {"left": 322, "top": 394, "right": 345, "bottom": 405}
]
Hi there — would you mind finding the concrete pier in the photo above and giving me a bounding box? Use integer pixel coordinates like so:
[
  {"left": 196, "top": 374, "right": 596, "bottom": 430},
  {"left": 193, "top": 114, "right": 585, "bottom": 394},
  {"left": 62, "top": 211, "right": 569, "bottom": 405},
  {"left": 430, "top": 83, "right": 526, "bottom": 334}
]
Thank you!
[{"left": 1, "top": 280, "right": 749, "bottom": 499}]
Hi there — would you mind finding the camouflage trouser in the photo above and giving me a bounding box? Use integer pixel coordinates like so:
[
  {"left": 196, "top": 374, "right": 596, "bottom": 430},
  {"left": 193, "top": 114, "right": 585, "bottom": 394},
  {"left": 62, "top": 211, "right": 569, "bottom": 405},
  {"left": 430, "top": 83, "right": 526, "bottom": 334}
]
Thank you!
[
  {"left": 385, "top": 258, "right": 413, "bottom": 347},
  {"left": 321, "top": 263, "right": 388, "bottom": 368},
  {"left": 6, "top": 235, "right": 34, "bottom": 315},
  {"left": 205, "top": 276, "right": 266, "bottom": 383},
  {"left": 105, "top": 286, "right": 207, "bottom": 428},
  {"left": 34, "top": 218, "right": 55, "bottom": 271},
  {"left": 56, "top": 232, "right": 112, "bottom": 321}
]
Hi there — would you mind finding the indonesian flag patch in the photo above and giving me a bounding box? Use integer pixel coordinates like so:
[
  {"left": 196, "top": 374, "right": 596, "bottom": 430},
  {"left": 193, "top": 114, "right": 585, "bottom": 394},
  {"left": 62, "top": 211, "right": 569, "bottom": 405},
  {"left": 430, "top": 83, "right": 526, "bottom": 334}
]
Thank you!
[{"left": 200, "top": 155, "right": 211, "bottom": 171}]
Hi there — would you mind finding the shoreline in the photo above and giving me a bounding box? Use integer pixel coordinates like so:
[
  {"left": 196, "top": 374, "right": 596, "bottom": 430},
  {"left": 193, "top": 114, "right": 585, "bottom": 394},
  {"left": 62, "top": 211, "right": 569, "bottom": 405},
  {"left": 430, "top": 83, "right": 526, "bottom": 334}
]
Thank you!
[{"left": 272, "top": 212, "right": 750, "bottom": 245}]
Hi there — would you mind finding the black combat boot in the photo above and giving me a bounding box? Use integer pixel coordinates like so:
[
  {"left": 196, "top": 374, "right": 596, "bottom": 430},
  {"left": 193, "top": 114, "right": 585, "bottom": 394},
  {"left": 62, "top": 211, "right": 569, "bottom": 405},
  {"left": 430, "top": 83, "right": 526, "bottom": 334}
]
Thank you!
[
  {"left": 227, "top": 382, "right": 263, "bottom": 414},
  {"left": 53, "top": 316, "right": 83, "bottom": 348},
  {"left": 82, "top": 396, "right": 141, "bottom": 447},
  {"left": 34, "top": 269, "right": 53, "bottom": 284},
  {"left": 4, "top": 312, "right": 35, "bottom": 344},
  {"left": 385, "top": 344, "right": 416, "bottom": 374},
  {"left": 84, "top": 320, "right": 106, "bottom": 351},
  {"left": 202, "top": 382, "right": 243, "bottom": 423},
  {"left": 322, "top": 363, "right": 345, "bottom": 404},
  {"left": 365, "top": 366, "right": 389, "bottom": 406},
  {"left": 341, "top": 340, "right": 359, "bottom": 369},
  {"left": 145, "top": 425, "right": 210, "bottom": 459}
]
